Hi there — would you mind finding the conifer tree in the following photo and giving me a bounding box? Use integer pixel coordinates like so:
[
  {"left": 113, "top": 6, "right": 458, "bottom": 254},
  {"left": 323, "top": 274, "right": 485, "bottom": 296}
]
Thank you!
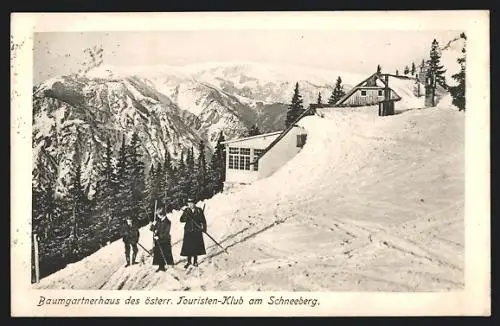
[
  {"left": 411, "top": 62, "right": 416, "bottom": 75},
  {"left": 186, "top": 147, "right": 198, "bottom": 200},
  {"left": 126, "top": 132, "right": 146, "bottom": 222},
  {"left": 285, "top": 82, "right": 304, "bottom": 128},
  {"left": 426, "top": 39, "right": 447, "bottom": 88},
  {"left": 450, "top": 33, "right": 466, "bottom": 111},
  {"left": 195, "top": 140, "right": 209, "bottom": 200},
  {"left": 208, "top": 131, "right": 226, "bottom": 196},
  {"left": 93, "top": 137, "right": 116, "bottom": 227},
  {"left": 171, "top": 151, "right": 187, "bottom": 208},
  {"left": 145, "top": 163, "right": 158, "bottom": 219},
  {"left": 162, "top": 149, "right": 174, "bottom": 210},
  {"left": 67, "top": 138, "right": 90, "bottom": 254},
  {"left": 404, "top": 66, "right": 410, "bottom": 75},
  {"left": 247, "top": 124, "right": 261, "bottom": 137},
  {"left": 317, "top": 92, "right": 322, "bottom": 105},
  {"left": 32, "top": 154, "right": 56, "bottom": 241},
  {"left": 329, "top": 76, "right": 346, "bottom": 105},
  {"left": 114, "top": 135, "right": 129, "bottom": 222}
]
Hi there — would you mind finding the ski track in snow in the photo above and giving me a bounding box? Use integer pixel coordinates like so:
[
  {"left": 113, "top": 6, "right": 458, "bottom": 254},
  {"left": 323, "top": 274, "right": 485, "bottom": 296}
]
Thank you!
[{"left": 34, "top": 96, "right": 464, "bottom": 291}]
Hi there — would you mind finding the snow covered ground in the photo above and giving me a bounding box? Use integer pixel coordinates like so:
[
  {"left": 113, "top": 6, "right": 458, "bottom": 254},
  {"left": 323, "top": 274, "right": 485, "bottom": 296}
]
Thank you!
[{"left": 34, "top": 98, "right": 464, "bottom": 292}]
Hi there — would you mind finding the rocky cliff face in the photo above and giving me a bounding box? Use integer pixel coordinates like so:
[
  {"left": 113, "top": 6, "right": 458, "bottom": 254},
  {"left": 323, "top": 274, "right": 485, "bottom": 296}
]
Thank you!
[
  {"left": 32, "top": 62, "right": 368, "bottom": 196},
  {"left": 32, "top": 73, "right": 204, "bottom": 197}
]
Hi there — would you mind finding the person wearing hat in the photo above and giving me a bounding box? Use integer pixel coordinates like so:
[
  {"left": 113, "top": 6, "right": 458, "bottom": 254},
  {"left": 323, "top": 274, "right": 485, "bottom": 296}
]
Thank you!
[
  {"left": 180, "top": 198, "right": 207, "bottom": 268},
  {"left": 120, "top": 216, "right": 140, "bottom": 267},
  {"left": 150, "top": 206, "right": 175, "bottom": 272}
]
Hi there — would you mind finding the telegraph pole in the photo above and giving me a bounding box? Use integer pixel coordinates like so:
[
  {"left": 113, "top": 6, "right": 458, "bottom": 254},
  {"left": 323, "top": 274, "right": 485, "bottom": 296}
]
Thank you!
[
  {"left": 432, "top": 73, "right": 436, "bottom": 107},
  {"left": 33, "top": 233, "right": 40, "bottom": 283}
]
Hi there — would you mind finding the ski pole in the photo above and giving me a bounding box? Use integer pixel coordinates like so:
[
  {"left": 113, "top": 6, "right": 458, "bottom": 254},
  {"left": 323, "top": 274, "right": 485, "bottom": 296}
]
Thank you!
[
  {"left": 152, "top": 200, "right": 157, "bottom": 247},
  {"left": 154, "top": 238, "right": 169, "bottom": 266},
  {"left": 202, "top": 230, "right": 229, "bottom": 255},
  {"left": 189, "top": 205, "right": 229, "bottom": 255},
  {"left": 137, "top": 242, "right": 152, "bottom": 256}
]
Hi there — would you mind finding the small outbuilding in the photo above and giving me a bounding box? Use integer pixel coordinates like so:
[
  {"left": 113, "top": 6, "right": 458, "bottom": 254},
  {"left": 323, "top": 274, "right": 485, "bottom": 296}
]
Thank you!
[
  {"left": 221, "top": 110, "right": 312, "bottom": 190},
  {"left": 221, "top": 131, "right": 282, "bottom": 190}
]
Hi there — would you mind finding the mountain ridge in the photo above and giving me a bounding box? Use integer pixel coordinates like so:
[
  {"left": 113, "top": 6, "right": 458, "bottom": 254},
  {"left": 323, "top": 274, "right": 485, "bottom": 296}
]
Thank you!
[{"left": 32, "top": 35, "right": 464, "bottom": 196}]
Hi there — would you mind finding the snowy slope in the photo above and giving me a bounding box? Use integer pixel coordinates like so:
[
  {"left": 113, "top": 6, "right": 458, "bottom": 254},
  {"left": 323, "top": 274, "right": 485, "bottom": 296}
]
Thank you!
[
  {"left": 34, "top": 99, "right": 464, "bottom": 291},
  {"left": 382, "top": 76, "right": 426, "bottom": 109},
  {"left": 31, "top": 61, "right": 368, "bottom": 197}
]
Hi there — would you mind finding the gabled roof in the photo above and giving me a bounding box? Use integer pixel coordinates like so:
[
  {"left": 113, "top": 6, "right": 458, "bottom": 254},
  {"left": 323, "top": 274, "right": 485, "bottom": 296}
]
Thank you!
[
  {"left": 384, "top": 74, "right": 417, "bottom": 80},
  {"left": 335, "top": 73, "right": 402, "bottom": 106},
  {"left": 220, "top": 130, "right": 283, "bottom": 145},
  {"left": 251, "top": 107, "right": 314, "bottom": 165}
]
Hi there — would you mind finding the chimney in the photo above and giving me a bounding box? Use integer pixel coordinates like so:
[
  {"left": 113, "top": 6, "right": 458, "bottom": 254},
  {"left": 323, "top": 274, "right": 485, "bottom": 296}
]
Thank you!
[{"left": 384, "top": 75, "right": 390, "bottom": 101}]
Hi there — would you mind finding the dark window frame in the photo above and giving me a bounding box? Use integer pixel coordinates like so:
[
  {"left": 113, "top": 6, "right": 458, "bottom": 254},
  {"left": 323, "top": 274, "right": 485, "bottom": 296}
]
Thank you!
[
  {"left": 253, "top": 149, "right": 265, "bottom": 171},
  {"left": 228, "top": 147, "right": 251, "bottom": 170},
  {"left": 296, "top": 134, "right": 307, "bottom": 148}
]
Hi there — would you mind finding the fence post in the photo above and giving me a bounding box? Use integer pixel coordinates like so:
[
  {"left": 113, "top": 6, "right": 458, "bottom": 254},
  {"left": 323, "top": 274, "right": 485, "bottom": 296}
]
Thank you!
[{"left": 33, "top": 233, "right": 40, "bottom": 283}]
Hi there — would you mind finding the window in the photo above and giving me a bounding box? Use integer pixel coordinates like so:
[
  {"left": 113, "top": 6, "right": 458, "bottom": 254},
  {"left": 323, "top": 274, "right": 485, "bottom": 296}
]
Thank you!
[
  {"left": 360, "top": 90, "right": 367, "bottom": 96},
  {"left": 253, "top": 149, "right": 265, "bottom": 171},
  {"left": 378, "top": 90, "right": 383, "bottom": 96},
  {"left": 297, "top": 134, "right": 307, "bottom": 147},
  {"left": 228, "top": 147, "right": 251, "bottom": 170}
]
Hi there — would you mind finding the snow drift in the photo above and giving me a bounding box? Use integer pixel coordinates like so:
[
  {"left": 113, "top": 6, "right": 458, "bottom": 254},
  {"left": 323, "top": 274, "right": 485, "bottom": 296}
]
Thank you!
[{"left": 35, "top": 99, "right": 464, "bottom": 291}]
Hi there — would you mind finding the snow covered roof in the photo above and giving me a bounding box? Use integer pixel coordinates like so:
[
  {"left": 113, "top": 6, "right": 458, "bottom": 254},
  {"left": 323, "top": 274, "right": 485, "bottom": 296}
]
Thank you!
[
  {"left": 252, "top": 107, "right": 314, "bottom": 164},
  {"left": 335, "top": 73, "right": 411, "bottom": 106},
  {"left": 221, "top": 130, "right": 283, "bottom": 145}
]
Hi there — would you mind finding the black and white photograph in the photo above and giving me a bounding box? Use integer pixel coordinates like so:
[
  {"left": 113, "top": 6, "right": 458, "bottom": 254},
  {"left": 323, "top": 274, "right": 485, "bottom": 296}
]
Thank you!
[{"left": 11, "top": 11, "right": 489, "bottom": 316}]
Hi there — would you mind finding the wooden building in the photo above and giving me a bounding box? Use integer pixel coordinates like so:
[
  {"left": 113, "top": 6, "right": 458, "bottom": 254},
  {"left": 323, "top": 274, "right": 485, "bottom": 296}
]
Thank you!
[
  {"left": 221, "top": 131, "right": 282, "bottom": 191},
  {"left": 335, "top": 73, "right": 401, "bottom": 107},
  {"left": 256, "top": 124, "right": 308, "bottom": 180},
  {"left": 221, "top": 108, "right": 312, "bottom": 190}
]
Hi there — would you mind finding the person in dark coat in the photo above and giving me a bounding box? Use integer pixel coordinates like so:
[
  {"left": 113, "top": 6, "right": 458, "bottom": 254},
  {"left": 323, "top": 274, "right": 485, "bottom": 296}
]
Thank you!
[
  {"left": 150, "top": 206, "right": 175, "bottom": 272},
  {"left": 180, "top": 198, "right": 207, "bottom": 268},
  {"left": 120, "top": 216, "right": 140, "bottom": 267}
]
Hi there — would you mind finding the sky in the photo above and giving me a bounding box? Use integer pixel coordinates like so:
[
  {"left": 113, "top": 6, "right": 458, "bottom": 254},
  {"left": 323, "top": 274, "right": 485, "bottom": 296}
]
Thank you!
[{"left": 33, "top": 30, "right": 461, "bottom": 85}]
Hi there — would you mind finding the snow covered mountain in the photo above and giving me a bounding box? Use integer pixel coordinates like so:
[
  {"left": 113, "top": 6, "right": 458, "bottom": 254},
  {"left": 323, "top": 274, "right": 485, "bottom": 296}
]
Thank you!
[
  {"left": 32, "top": 72, "right": 204, "bottom": 197},
  {"left": 33, "top": 29, "right": 465, "bottom": 198},
  {"left": 182, "top": 61, "right": 363, "bottom": 104},
  {"left": 112, "top": 61, "right": 366, "bottom": 133},
  {"left": 34, "top": 95, "right": 465, "bottom": 291},
  {"left": 32, "top": 62, "right": 368, "bottom": 196}
]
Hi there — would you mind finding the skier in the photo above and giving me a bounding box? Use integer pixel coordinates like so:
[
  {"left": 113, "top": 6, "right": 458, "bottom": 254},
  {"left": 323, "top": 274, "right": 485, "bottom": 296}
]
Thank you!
[
  {"left": 150, "top": 206, "right": 175, "bottom": 272},
  {"left": 120, "top": 216, "right": 140, "bottom": 267},
  {"left": 180, "top": 198, "right": 207, "bottom": 269}
]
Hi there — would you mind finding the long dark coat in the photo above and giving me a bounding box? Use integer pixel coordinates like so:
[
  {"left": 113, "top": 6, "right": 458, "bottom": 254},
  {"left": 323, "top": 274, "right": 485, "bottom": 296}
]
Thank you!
[
  {"left": 150, "top": 217, "right": 175, "bottom": 266},
  {"left": 180, "top": 206, "right": 207, "bottom": 257}
]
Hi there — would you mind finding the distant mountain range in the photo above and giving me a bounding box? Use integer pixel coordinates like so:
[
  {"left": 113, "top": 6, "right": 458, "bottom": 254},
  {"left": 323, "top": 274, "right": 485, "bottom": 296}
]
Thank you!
[
  {"left": 32, "top": 33, "right": 464, "bottom": 196},
  {"left": 32, "top": 61, "right": 365, "bottom": 196}
]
